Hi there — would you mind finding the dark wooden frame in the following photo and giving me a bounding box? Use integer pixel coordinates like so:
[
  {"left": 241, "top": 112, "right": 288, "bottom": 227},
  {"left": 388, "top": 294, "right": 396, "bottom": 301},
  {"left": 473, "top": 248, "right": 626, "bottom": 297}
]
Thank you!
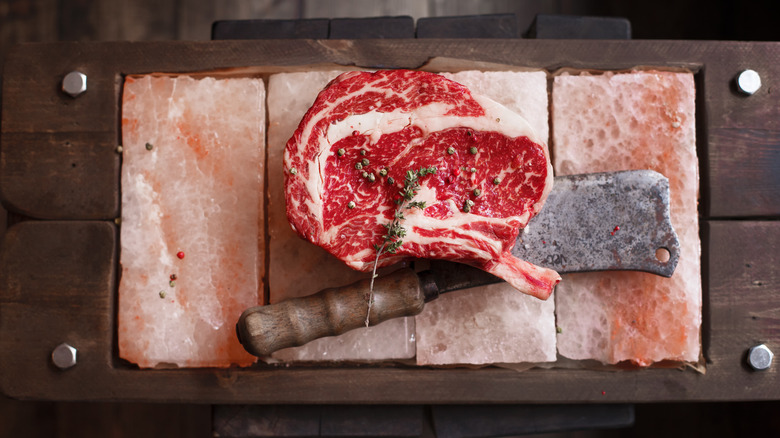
[{"left": 1, "top": 40, "right": 778, "bottom": 403}]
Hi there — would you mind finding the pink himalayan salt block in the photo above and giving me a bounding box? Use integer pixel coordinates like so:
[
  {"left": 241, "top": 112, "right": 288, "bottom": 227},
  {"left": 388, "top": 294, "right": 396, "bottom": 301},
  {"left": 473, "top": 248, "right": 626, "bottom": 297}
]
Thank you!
[
  {"left": 119, "top": 75, "right": 265, "bottom": 368},
  {"left": 551, "top": 71, "right": 701, "bottom": 366},
  {"left": 267, "top": 71, "right": 416, "bottom": 362},
  {"left": 415, "top": 71, "right": 557, "bottom": 365}
]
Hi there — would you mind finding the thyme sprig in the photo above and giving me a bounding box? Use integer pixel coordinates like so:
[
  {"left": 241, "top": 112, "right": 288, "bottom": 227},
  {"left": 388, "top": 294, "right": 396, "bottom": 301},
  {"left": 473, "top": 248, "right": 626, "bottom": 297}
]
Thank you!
[{"left": 365, "top": 166, "right": 437, "bottom": 326}]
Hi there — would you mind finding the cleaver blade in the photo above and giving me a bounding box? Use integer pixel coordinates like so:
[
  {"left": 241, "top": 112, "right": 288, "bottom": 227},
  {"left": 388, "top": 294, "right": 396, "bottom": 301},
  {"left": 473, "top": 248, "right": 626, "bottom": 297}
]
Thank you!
[
  {"left": 517, "top": 169, "right": 679, "bottom": 276},
  {"left": 426, "top": 169, "right": 680, "bottom": 294}
]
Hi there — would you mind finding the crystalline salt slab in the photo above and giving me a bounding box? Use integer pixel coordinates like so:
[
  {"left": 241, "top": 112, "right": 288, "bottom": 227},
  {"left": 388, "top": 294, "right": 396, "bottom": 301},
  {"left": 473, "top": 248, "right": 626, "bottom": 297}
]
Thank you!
[
  {"left": 551, "top": 71, "right": 701, "bottom": 366},
  {"left": 267, "top": 71, "right": 416, "bottom": 362},
  {"left": 415, "top": 71, "right": 557, "bottom": 365},
  {"left": 118, "top": 75, "right": 265, "bottom": 368}
]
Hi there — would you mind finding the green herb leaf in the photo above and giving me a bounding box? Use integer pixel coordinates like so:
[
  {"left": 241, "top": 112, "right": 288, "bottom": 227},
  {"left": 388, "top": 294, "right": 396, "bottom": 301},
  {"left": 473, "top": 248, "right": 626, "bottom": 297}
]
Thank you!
[{"left": 367, "top": 165, "right": 438, "bottom": 325}]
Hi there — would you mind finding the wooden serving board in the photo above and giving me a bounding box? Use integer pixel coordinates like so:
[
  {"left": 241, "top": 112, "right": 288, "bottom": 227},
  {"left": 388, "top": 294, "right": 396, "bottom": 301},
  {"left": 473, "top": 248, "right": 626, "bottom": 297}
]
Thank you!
[{"left": 1, "top": 40, "right": 778, "bottom": 403}]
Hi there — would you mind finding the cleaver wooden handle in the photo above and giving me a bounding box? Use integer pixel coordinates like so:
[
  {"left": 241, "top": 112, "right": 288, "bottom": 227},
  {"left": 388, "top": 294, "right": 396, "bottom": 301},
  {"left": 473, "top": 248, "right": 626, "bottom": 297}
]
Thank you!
[{"left": 236, "top": 268, "right": 428, "bottom": 357}]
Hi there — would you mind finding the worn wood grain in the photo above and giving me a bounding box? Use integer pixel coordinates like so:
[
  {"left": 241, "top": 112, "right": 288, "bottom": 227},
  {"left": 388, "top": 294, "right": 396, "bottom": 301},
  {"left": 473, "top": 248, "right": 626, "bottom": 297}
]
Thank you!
[
  {"left": 329, "top": 16, "right": 416, "bottom": 39},
  {"left": 0, "top": 131, "right": 120, "bottom": 219},
  {"left": 238, "top": 268, "right": 425, "bottom": 356},
  {"left": 55, "top": 402, "right": 211, "bottom": 438},
  {"left": 213, "top": 404, "right": 423, "bottom": 437},
  {"left": 302, "top": 0, "right": 428, "bottom": 20},
  {"left": 416, "top": 14, "right": 518, "bottom": 38},
  {"left": 2, "top": 39, "right": 778, "bottom": 220},
  {"left": 0, "top": 40, "right": 778, "bottom": 404},
  {"left": 707, "top": 128, "right": 780, "bottom": 218},
  {"left": 0, "top": 0, "right": 57, "bottom": 45},
  {"left": 0, "top": 395, "right": 55, "bottom": 438},
  {"left": 694, "top": 42, "right": 780, "bottom": 218},
  {"left": 0, "top": 221, "right": 777, "bottom": 404},
  {"left": 212, "top": 405, "right": 322, "bottom": 437},
  {"left": 706, "top": 220, "right": 780, "bottom": 377},
  {"left": 178, "top": 0, "right": 299, "bottom": 41},
  {"left": 431, "top": 404, "right": 634, "bottom": 437},
  {"left": 58, "top": 0, "right": 178, "bottom": 41},
  {"left": 0, "top": 42, "right": 122, "bottom": 219},
  {"left": 212, "top": 18, "right": 330, "bottom": 40}
]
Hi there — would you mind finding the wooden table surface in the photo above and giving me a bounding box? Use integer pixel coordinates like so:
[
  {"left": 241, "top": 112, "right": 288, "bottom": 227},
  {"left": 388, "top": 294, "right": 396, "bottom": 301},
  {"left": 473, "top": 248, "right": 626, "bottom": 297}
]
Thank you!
[{"left": 0, "top": 39, "right": 778, "bottom": 404}]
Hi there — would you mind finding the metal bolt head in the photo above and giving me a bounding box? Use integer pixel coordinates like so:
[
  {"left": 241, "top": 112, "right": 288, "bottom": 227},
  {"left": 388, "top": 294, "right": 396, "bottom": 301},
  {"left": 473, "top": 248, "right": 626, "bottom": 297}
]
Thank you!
[
  {"left": 736, "top": 69, "right": 761, "bottom": 95},
  {"left": 62, "top": 71, "right": 87, "bottom": 97},
  {"left": 747, "top": 344, "right": 773, "bottom": 371},
  {"left": 52, "top": 343, "right": 77, "bottom": 369}
]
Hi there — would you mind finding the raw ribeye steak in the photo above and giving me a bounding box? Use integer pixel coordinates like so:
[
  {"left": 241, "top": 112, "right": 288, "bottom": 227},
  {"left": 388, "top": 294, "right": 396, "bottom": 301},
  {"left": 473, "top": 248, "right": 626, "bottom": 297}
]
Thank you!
[{"left": 284, "top": 70, "right": 560, "bottom": 299}]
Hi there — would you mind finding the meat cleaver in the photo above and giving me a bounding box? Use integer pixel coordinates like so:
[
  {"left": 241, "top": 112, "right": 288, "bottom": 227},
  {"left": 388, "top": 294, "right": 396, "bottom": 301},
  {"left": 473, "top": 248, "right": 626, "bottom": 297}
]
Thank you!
[{"left": 237, "top": 169, "right": 680, "bottom": 357}]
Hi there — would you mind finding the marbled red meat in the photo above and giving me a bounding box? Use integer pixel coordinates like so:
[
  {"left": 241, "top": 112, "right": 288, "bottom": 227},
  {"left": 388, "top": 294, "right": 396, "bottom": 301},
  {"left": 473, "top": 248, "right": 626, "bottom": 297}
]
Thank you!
[{"left": 284, "top": 70, "right": 560, "bottom": 299}]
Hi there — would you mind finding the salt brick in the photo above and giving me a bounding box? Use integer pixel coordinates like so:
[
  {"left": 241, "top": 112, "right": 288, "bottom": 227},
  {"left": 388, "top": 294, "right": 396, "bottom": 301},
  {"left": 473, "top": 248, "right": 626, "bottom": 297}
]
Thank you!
[
  {"left": 415, "top": 71, "right": 557, "bottom": 365},
  {"left": 267, "top": 71, "right": 416, "bottom": 362},
  {"left": 552, "top": 71, "right": 701, "bottom": 366},
  {"left": 119, "top": 75, "right": 265, "bottom": 368}
]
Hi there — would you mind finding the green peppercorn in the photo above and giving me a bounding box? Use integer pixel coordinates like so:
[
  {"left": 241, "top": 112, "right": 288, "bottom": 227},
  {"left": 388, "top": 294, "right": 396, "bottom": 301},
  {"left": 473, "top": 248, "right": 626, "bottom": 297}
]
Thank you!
[
  {"left": 169, "top": 280, "right": 175, "bottom": 287},
  {"left": 387, "top": 177, "right": 395, "bottom": 185},
  {"left": 360, "top": 149, "right": 367, "bottom": 156},
  {"left": 379, "top": 168, "right": 388, "bottom": 177},
  {"left": 337, "top": 148, "right": 345, "bottom": 156},
  {"left": 289, "top": 167, "right": 297, "bottom": 175},
  {"left": 463, "top": 199, "right": 474, "bottom": 213},
  {"left": 493, "top": 177, "right": 501, "bottom": 185},
  {"left": 362, "top": 171, "right": 368, "bottom": 178},
  {"left": 470, "top": 146, "right": 478, "bottom": 155},
  {"left": 362, "top": 158, "right": 370, "bottom": 166},
  {"left": 473, "top": 189, "right": 481, "bottom": 197},
  {"left": 145, "top": 142, "right": 154, "bottom": 151},
  {"left": 159, "top": 290, "right": 166, "bottom": 299},
  {"left": 447, "top": 146, "right": 455, "bottom": 155},
  {"left": 368, "top": 173, "right": 376, "bottom": 182},
  {"left": 355, "top": 162, "right": 363, "bottom": 170},
  {"left": 470, "top": 167, "right": 477, "bottom": 173},
  {"left": 347, "top": 201, "right": 356, "bottom": 209}
]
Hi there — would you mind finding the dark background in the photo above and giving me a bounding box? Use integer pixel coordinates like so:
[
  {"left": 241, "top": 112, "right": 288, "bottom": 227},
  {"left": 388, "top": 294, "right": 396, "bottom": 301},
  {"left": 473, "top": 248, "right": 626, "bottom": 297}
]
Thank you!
[{"left": 1, "top": 0, "right": 778, "bottom": 436}]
